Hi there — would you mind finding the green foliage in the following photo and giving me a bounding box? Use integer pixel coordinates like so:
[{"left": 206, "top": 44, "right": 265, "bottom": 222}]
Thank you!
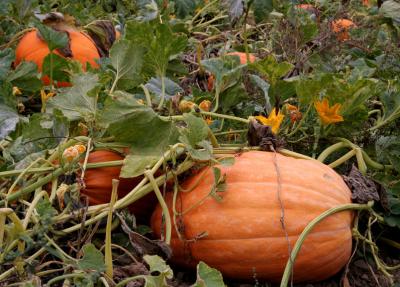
[{"left": 192, "top": 261, "right": 226, "bottom": 287}]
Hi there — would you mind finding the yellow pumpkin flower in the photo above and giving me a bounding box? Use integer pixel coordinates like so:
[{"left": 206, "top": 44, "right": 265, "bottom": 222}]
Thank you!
[
  {"left": 12, "top": 86, "right": 22, "bottom": 96},
  {"left": 205, "top": 116, "right": 213, "bottom": 125},
  {"left": 179, "top": 100, "right": 195, "bottom": 113},
  {"left": 40, "top": 89, "right": 56, "bottom": 112},
  {"left": 255, "top": 108, "right": 284, "bottom": 134},
  {"left": 314, "top": 99, "right": 344, "bottom": 125},
  {"left": 199, "top": 100, "right": 212, "bottom": 112}
]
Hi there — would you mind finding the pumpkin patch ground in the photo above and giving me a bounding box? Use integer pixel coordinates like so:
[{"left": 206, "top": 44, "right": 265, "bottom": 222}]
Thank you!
[{"left": 0, "top": 1, "right": 400, "bottom": 287}]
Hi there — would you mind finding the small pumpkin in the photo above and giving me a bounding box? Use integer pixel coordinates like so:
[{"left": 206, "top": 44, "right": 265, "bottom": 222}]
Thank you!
[
  {"left": 226, "top": 52, "right": 257, "bottom": 64},
  {"left": 81, "top": 150, "right": 157, "bottom": 222},
  {"left": 151, "top": 151, "right": 353, "bottom": 282},
  {"left": 15, "top": 28, "right": 100, "bottom": 87},
  {"left": 331, "top": 19, "right": 356, "bottom": 42},
  {"left": 296, "top": 4, "right": 320, "bottom": 22}
]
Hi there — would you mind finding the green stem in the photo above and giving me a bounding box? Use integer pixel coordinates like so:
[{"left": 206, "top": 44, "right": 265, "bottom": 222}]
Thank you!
[
  {"left": 0, "top": 166, "right": 68, "bottom": 206},
  {"left": 312, "top": 124, "right": 321, "bottom": 158},
  {"left": 328, "top": 149, "right": 356, "bottom": 169},
  {"left": 317, "top": 142, "right": 347, "bottom": 163},
  {"left": 115, "top": 275, "right": 147, "bottom": 287},
  {"left": 140, "top": 84, "right": 152, "bottom": 107},
  {"left": 211, "top": 87, "right": 221, "bottom": 113},
  {"left": 201, "top": 111, "right": 250, "bottom": 124},
  {"left": 47, "top": 273, "right": 87, "bottom": 286},
  {"left": 157, "top": 75, "right": 166, "bottom": 110},
  {"left": 144, "top": 170, "right": 171, "bottom": 245},
  {"left": 280, "top": 202, "right": 373, "bottom": 287}
]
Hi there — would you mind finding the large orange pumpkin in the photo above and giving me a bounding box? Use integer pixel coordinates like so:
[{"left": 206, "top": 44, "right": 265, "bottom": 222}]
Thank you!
[
  {"left": 14, "top": 28, "right": 100, "bottom": 86},
  {"left": 331, "top": 19, "right": 356, "bottom": 42},
  {"left": 151, "top": 151, "right": 353, "bottom": 282},
  {"left": 82, "top": 150, "right": 157, "bottom": 222}
]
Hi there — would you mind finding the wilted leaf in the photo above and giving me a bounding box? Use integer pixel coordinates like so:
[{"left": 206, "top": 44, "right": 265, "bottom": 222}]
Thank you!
[
  {"left": 77, "top": 244, "right": 106, "bottom": 272},
  {"left": 192, "top": 261, "right": 226, "bottom": 287},
  {"left": 143, "top": 255, "right": 173, "bottom": 279},
  {"left": 47, "top": 73, "right": 99, "bottom": 121}
]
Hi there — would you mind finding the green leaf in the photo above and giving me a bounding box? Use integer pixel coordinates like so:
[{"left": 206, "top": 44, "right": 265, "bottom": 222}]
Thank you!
[
  {"left": 201, "top": 57, "right": 243, "bottom": 94},
  {"left": 77, "top": 244, "right": 106, "bottom": 272},
  {"left": 47, "top": 73, "right": 99, "bottom": 121},
  {"left": 8, "top": 61, "right": 41, "bottom": 92},
  {"left": 379, "top": 0, "right": 400, "bottom": 24},
  {"left": 249, "top": 74, "right": 271, "bottom": 113},
  {"left": 120, "top": 154, "right": 159, "bottom": 178},
  {"left": 136, "top": 0, "right": 159, "bottom": 21},
  {"left": 99, "top": 91, "right": 179, "bottom": 154},
  {"left": 109, "top": 39, "right": 146, "bottom": 90},
  {"left": 36, "top": 23, "right": 69, "bottom": 51},
  {"left": 0, "top": 104, "right": 19, "bottom": 140},
  {"left": 0, "top": 48, "right": 14, "bottom": 80},
  {"left": 174, "top": 0, "right": 196, "bottom": 18},
  {"left": 250, "top": 55, "right": 293, "bottom": 86},
  {"left": 145, "top": 23, "right": 188, "bottom": 77},
  {"left": 223, "top": 0, "right": 244, "bottom": 22},
  {"left": 219, "top": 84, "right": 248, "bottom": 113},
  {"left": 145, "top": 77, "right": 183, "bottom": 101},
  {"left": 36, "top": 197, "right": 58, "bottom": 226},
  {"left": 42, "top": 53, "right": 72, "bottom": 84},
  {"left": 179, "top": 113, "right": 209, "bottom": 147},
  {"left": 376, "top": 136, "right": 400, "bottom": 172},
  {"left": 143, "top": 255, "right": 173, "bottom": 286},
  {"left": 192, "top": 261, "right": 226, "bottom": 287},
  {"left": 253, "top": 0, "right": 273, "bottom": 23},
  {"left": 378, "top": 82, "right": 400, "bottom": 127}
]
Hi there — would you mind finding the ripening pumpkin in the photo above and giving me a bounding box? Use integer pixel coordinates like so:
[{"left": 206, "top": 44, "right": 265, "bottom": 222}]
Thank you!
[
  {"left": 331, "top": 19, "right": 356, "bottom": 42},
  {"left": 151, "top": 151, "right": 353, "bottom": 282},
  {"left": 14, "top": 28, "right": 100, "bottom": 87},
  {"left": 226, "top": 52, "right": 257, "bottom": 64},
  {"left": 82, "top": 150, "right": 157, "bottom": 222}
]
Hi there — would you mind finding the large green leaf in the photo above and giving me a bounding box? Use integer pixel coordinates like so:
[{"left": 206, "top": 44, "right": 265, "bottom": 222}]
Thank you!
[
  {"left": 223, "top": 0, "right": 244, "bottom": 23},
  {"left": 0, "top": 104, "right": 20, "bottom": 140},
  {"left": 376, "top": 136, "right": 400, "bottom": 172},
  {"left": 120, "top": 154, "right": 159, "bottom": 178},
  {"left": 136, "top": 0, "right": 159, "bottom": 22},
  {"left": 249, "top": 74, "right": 271, "bottom": 113},
  {"left": 145, "top": 77, "right": 183, "bottom": 102},
  {"left": 8, "top": 61, "right": 41, "bottom": 92},
  {"left": 174, "top": 0, "right": 196, "bottom": 18},
  {"left": 42, "top": 53, "right": 72, "bottom": 84},
  {"left": 0, "top": 48, "right": 14, "bottom": 80},
  {"left": 109, "top": 39, "right": 146, "bottom": 90},
  {"left": 99, "top": 91, "right": 179, "bottom": 154},
  {"left": 142, "top": 255, "right": 173, "bottom": 287},
  {"left": 250, "top": 55, "right": 293, "bottom": 86},
  {"left": 47, "top": 73, "right": 99, "bottom": 121},
  {"left": 36, "top": 23, "right": 69, "bottom": 51},
  {"left": 379, "top": 0, "right": 400, "bottom": 24}
]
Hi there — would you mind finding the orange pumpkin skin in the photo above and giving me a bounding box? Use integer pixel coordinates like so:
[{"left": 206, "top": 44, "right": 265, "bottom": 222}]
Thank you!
[
  {"left": 15, "top": 29, "right": 100, "bottom": 86},
  {"left": 82, "top": 150, "right": 157, "bottom": 222},
  {"left": 151, "top": 151, "right": 353, "bottom": 282},
  {"left": 226, "top": 52, "right": 256, "bottom": 64},
  {"left": 331, "top": 19, "right": 356, "bottom": 42}
]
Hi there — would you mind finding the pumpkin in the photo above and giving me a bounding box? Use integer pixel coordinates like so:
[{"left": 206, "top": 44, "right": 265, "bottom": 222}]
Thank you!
[
  {"left": 81, "top": 150, "right": 157, "bottom": 222},
  {"left": 151, "top": 151, "right": 353, "bottom": 282},
  {"left": 331, "top": 19, "right": 356, "bottom": 42},
  {"left": 296, "top": 4, "right": 320, "bottom": 22},
  {"left": 15, "top": 28, "right": 100, "bottom": 87},
  {"left": 226, "top": 52, "right": 257, "bottom": 64}
]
